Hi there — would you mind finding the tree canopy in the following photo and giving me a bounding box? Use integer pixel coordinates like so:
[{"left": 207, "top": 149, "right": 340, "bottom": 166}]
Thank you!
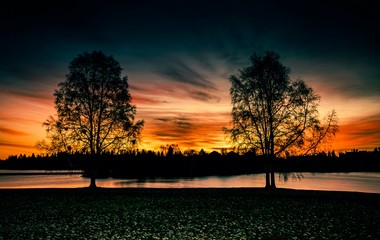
[{"left": 38, "top": 51, "right": 144, "bottom": 187}]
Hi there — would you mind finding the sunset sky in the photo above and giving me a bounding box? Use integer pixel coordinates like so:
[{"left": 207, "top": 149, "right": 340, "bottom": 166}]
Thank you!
[{"left": 0, "top": 1, "right": 379, "bottom": 159}]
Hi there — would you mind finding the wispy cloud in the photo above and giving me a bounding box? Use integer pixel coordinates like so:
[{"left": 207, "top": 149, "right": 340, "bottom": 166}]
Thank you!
[
  {"left": 131, "top": 95, "right": 169, "bottom": 105},
  {"left": 153, "top": 117, "right": 193, "bottom": 132},
  {"left": 190, "top": 90, "right": 221, "bottom": 102},
  {"left": 0, "top": 127, "right": 29, "bottom": 136},
  {"left": 333, "top": 114, "right": 380, "bottom": 151},
  {"left": 154, "top": 61, "right": 216, "bottom": 90},
  {"left": 0, "top": 141, "right": 34, "bottom": 149},
  {"left": 131, "top": 81, "right": 222, "bottom": 104},
  {"left": 143, "top": 112, "right": 229, "bottom": 150},
  {"left": 7, "top": 89, "right": 53, "bottom": 101}
]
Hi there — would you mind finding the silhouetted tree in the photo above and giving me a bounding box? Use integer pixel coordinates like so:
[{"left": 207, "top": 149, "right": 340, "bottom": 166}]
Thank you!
[
  {"left": 38, "top": 51, "right": 144, "bottom": 188},
  {"left": 224, "top": 51, "right": 338, "bottom": 188},
  {"left": 199, "top": 149, "right": 207, "bottom": 156},
  {"left": 160, "top": 143, "right": 181, "bottom": 157},
  {"left": 184, "top": 149, "right": 197, "bottom": 156},
  {"left": 167, "top": 145, "right": 174, "bottom": 157}
]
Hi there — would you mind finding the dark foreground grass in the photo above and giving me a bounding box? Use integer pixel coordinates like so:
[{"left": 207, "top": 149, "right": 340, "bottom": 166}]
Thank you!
[{"left": 1, "top": 188, "right": 379, "bottom": 240}]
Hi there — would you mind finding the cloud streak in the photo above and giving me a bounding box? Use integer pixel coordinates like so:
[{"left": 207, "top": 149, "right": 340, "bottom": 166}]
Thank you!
[
  {"left": 190, "top": 90, "right": 221, "bottom": 103},
  {"left": 140, "top": 111, "right": 230, "bottom": 151},
  {"left": 0, "top": 127, "right": 29, "bottom": 136},
  {"left": 154, "top": 61, "right": 216, "bottom": 90},
  {"left": 333, "top": 114, "right": 380, "bottom": 151},
  {"left": 0, "top": 141, "right": 34, "bottom": 149}
]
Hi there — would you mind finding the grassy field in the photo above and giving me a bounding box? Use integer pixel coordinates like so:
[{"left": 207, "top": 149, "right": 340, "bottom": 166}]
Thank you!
[{"left": 1, "top": 188, "right": 379, "bottom": 239}]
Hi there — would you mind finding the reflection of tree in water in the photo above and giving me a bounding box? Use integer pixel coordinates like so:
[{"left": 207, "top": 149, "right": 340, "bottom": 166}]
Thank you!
[{"left": 279, "top": 172, "right": 304, "bottom": 183}]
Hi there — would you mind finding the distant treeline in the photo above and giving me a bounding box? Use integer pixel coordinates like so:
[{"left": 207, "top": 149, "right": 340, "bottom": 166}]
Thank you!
[{"left": 1, "top": 149, "right": 380, "bottom": 178}]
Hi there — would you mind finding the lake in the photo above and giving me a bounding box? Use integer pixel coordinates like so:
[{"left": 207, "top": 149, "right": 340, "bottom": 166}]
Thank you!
[{"left": 0, "top": 170, "right": 379, "bottom": 193}]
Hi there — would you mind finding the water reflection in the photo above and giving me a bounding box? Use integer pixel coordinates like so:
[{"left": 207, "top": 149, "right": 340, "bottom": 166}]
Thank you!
[
  {"left": 0, "top": 173, "right": 87, "bottom": 188},
  {"left": 280, "top": 172, "right": 380, "bottom": 193},
  {"left": 112, "top": 175, "right": 267, "bottom": 189},
  {"left": 0, "top": 172, "right": 379, "bottom": 193}
]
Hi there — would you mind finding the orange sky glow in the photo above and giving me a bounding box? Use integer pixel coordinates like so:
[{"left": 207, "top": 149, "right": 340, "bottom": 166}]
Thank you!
[{"left": 1, "top": 73, "right": 379, "bottom": 160}]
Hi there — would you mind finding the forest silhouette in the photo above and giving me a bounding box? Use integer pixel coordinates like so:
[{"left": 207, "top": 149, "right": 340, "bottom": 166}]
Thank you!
[{"left": 1, "top": 148, "right": 380, "bottom": 179}]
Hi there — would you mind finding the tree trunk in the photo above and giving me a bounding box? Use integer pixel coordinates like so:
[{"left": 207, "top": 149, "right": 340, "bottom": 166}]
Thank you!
[
  {"left": 270, "top": 155, "right": 276, "bottom": 188},
  {"left": 270, "top": 166, "right": 276, "bottom": 188},
  {"left": 265, "top": 166, "right": 270, "bottom": 188},
  {"left": 89, "top": 174, "right": 97, "bottom": 188},
  {"left": 265, "top": 155, "right": 270, "bottom": 188},
  {"left": 88, "top": 154, "right": 97, "bottom": 188}
]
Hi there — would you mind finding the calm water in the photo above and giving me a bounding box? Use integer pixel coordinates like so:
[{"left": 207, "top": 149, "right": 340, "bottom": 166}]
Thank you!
[{"left": 0, "top": 170, "right": 379, "bottom": 193}]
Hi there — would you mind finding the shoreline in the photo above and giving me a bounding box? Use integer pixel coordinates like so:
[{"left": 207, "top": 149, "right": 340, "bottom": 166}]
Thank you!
[
  {"left": 1, "top": 182, "right": 380, "bottom": 193},
  {"left": 2, "top": 187, "right": 380, "bottom": 199}
]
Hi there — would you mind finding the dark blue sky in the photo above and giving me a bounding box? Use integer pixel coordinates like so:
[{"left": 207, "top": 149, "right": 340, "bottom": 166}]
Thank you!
[
  {"left": 1, "top": 1, "right": 379, "bottom": 95},
  {"left": 0, "top": 0, "right": 379, "bottom": 157}
]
